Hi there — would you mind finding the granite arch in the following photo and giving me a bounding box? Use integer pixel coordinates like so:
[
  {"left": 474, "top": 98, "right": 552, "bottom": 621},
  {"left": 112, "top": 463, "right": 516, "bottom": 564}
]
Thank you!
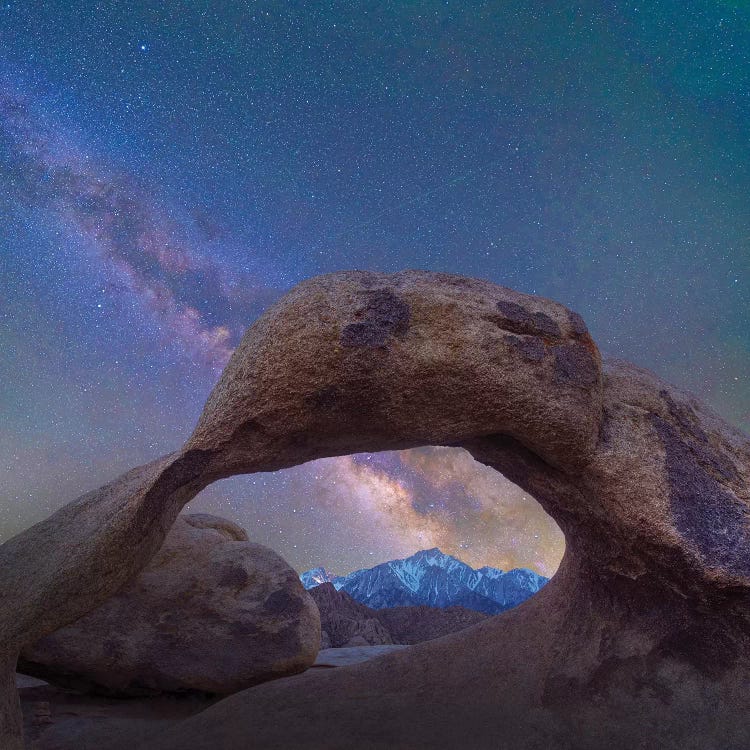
[{"left": 2, "top": 270, "right": 749, "bottom": 749}]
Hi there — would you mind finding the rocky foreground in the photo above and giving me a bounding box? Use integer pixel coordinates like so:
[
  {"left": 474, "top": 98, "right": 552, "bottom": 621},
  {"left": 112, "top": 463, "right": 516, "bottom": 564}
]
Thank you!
[
  {"left": 310, "top": 582, "right": 488, "bottom": 647},
  {"left": 18, "top": 648, "right": 408, "bottom": 750},
  {"left": 2, "top": 270, "right": 749, "bottom": 749},
  {"left": 17, "top": 515, "right": 484, "bottom": 697},
  {"left": 19, "top": 514, "right": 320, "bottom": 696}
]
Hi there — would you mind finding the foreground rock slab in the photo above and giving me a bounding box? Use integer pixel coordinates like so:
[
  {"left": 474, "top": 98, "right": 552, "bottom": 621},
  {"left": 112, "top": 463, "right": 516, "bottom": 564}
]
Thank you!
[
  {"left": 20, "top": 514, "right": 320, "bottom": 696},
  {"left": 17, "top": 675, "right": 214, "bottom": 750},
  {"left": 2, "top": 270, "right": 749, "bottom": 749},
  {"left": 312, "top": 646, "right": 410, "bottom": 668}
]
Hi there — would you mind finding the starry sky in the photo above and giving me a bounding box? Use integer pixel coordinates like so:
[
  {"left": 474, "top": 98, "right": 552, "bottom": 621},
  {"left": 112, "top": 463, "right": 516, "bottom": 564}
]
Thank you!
[{"left": 1, "top": 1, "right": 748, "bottom": 578}]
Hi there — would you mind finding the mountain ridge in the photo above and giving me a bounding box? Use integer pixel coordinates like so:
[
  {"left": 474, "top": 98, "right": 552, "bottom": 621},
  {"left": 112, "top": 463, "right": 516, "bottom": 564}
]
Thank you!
[
  {"left": 300, "top": 549, "right": 548, "bottom": 615},
  {"left": 309, "top": 582, "right": 489, "bottom": 647}
]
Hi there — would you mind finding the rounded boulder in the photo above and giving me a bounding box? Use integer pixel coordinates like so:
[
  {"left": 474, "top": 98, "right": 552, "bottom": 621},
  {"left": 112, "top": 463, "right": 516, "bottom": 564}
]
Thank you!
[{"left": 18, "top": 514, "right": 320, "bottom": 696}]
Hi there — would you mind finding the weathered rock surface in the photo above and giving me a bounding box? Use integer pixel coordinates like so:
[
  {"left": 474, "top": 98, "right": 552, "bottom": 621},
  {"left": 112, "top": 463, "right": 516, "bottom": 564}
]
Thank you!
[
  {"left": 308, "top": 584, "right": 393, "bottom": 647},
  {"left": 17, "top": 674, "right": 215, "bottom": 750},
  {"left": 0, "top": 452, "right": 206, "bottom": 750},
  {"left": 19, "top": 514, "right": 320, "bottom": 696},
  {"left": 2, "top": 270, "right": 749, "bottom": 749},
  {"left": 309, "top": 582, "right": 487, "bottom": 646},
  {"left": 312, "top": 646, "right": 410, "bottom": 668},
  {"left": 375, "top": 603, "right": 487, "bottom": 644}
]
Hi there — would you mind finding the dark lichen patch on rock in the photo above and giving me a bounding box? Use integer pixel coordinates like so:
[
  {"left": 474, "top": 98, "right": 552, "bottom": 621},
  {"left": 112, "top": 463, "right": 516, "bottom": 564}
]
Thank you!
[
  {"left": 504, "top": 334, "right": 546, "bottom": 362},
  {"left": 340, "top": 322, "right": 390, "bottom": 348},
  {"left": 340, "top": 288, "right": 411, "bottom": 349},
  {"left": 552, "top": 343, "right": 599, "bottom": 387},
  {"left": 305, "top": 385, "right": 340, "bottom": 409},
  {"left": 264, "top": 589, "right": 305, "bottom": 618},
  {"left": 567, "top": 310, "right": 589, "bottom": 337},
  {"left": 651, "top": 414, "right": 750, "bottom": 577},
  {"left": 659, "top": 390, "right": 739, "bottom": 483},
  {"left": 218, "top": 565, "right": 250, "bottom": 589},
  {"left": 229, "top": 419, "right": 268, "bottom": 445},
  {"left": 229, "top": 621, "right": 262, "bottom": 638},
  {"left": 490, "top": 300, "right": 562, "bottom": 339}
]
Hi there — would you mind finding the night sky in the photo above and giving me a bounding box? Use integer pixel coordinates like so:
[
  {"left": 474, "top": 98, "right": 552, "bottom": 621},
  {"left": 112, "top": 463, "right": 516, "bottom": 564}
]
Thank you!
[{"left": 1, "top": 2, "right": 748, "bottom": 578}]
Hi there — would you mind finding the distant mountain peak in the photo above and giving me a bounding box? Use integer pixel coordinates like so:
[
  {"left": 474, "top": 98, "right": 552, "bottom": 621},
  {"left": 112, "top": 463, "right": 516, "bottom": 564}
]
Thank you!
[
  {"left": 299, "top": 566, "right": 339, "bottom": 589},
  {"left": 477, "top": 565, "right": 506, "bottom": 578},
  {"left": 414, "top": 547, "right": 442, "bottom": 556},
  {"left": 300, "top": 549, "right": 548, "bottom": 616},
  {"left": 410, "top": 548, "right": 453, "bottom": 562}
]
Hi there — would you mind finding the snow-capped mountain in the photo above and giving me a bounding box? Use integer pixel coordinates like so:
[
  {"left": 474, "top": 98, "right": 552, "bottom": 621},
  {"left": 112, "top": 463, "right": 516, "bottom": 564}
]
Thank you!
[
  {"left": 474, "top": 566, "right": 547, "bottom": 610},
  {"left": 299, "top": 567, "right": 342, "bottom": 589},
  {"left": 300, "top": 549, "right": 548, "bottom": 615}
]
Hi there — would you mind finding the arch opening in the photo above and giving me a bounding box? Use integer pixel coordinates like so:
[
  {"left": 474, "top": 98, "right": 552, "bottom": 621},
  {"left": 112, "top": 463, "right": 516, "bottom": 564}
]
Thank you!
[{"left": 185, "top": 444, "right": 565, "bottom": 623}]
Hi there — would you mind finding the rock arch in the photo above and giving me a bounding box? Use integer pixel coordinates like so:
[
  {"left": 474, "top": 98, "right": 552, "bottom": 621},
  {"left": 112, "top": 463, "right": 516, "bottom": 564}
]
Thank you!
[{"left": 1, "top": 270, "right": 749, "bottom": 749}]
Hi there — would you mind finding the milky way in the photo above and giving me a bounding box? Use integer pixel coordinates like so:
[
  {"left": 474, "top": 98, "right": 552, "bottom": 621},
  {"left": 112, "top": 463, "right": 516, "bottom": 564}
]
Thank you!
[
  {"left": 2, "top": 2, "right": 748, "bottom": 576},
  {"left": 1, "top": 89, "right": 278, "bottom": 370}
]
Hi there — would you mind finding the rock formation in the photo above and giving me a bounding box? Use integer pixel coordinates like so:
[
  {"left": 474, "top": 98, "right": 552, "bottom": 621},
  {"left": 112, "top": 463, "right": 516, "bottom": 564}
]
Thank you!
[
  {"left": 309, "top": 584, "right": 393, "bottom": 647},
  {"left": 17, "top": 673, "right": 217, "bottom": 750},
  {"left": 1, "top": 269, "right": 748, "bottom": 749},
  {"left": 309, "top": 582, "right": 487, "bottom": 646},
  {"left": 375, "top": 602, "right": 487, "bottom": 645},
  {"left": 18, "top": 514, "right": 320, "bottom": 696},
  {"left": 312, "top": 645, "right": 409, "bottom": 668}
]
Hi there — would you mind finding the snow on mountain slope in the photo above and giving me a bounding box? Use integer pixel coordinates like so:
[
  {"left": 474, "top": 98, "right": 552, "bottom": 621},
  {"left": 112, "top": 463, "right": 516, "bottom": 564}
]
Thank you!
[
  {"left": 300, "top": 549, "right": 548, "bottom": 615},
  {"left": 299, "top": 567, "right": 343, "bottom": 589}
]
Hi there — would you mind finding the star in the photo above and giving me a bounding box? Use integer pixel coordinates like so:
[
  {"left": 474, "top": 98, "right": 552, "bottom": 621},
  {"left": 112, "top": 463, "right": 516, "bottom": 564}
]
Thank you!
[{"left": 0, "top": 1, "right": 748, "bottom": 577}]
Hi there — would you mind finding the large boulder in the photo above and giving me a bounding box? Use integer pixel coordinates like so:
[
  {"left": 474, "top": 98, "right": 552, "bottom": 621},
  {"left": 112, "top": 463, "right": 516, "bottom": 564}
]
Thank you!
[
  {"left": 2, "top": 270, "right": 749, "bottom": 750},
  {"left": 18, "top": 514, "right": 320, "bottom": 696},
  {"left": 0, "top": 452, "right": 202, "bottom": 750}
]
